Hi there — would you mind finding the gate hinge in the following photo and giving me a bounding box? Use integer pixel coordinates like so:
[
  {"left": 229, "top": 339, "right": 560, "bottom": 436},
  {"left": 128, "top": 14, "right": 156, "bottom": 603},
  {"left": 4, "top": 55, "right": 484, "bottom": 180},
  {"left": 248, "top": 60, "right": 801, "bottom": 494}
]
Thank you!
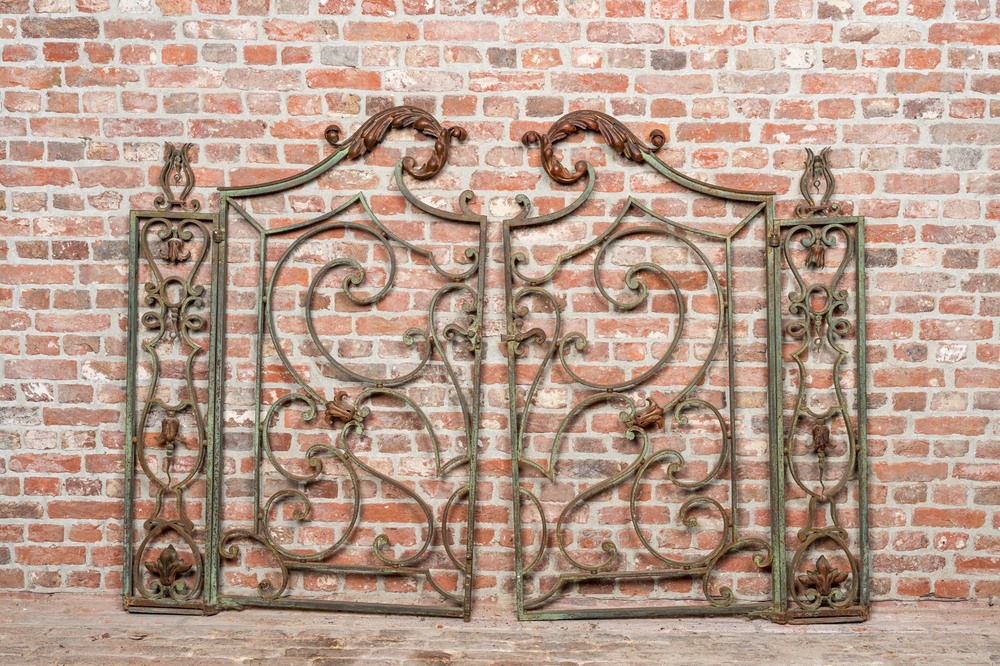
[{"left": 768, "top": 232, "right": 782, "bottom": 247}]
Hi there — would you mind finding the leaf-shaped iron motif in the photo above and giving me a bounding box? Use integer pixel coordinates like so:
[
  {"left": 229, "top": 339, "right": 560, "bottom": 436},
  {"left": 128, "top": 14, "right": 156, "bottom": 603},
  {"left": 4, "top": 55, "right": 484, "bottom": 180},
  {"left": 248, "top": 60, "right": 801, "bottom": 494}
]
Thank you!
[
  {"left": 154, "top": 142, "right": 200, "bottom": 211},
  {"left": 522, "top": 110, "right": 666, "bottom": 184},
  {"left": 630, "top": 398, "right": 665, "bottom": 430},
  {"left": 796, "top": 147, "right": 840, "bottom": 218},
  {"left": 144, "top": 544, "right": 193, "bottom": 588},
  {"left": 798, "top": 555, "right": 849, "bottom": 599},
  {"left": 324, "top": 391, "right": 357, "bottom": 425},
  {"left": 155, "top": 411, "right": 181, "bottom": 459},
  {"left": 325, "top": 106, "right": 467, "bottom": 180}
]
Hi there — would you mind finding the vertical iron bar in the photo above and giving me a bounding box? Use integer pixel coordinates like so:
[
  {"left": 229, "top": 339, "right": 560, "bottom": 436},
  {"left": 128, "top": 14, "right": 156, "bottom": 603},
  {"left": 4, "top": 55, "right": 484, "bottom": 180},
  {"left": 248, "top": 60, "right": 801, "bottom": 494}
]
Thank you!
[
  {"left": 462, "top": 219, "right": 488, "bottom": 621},
  {"left": 724, "top": 238, "right": 738, "bottom": 544},
  {"left": 123, "top": 211, "right": 140, "bottom": 608},
  {"left": 765, "top": 198, "right": 788, "bottom": 618},
  {"left": 252, "top": 225, "right": 267, "bottom": 536},
  {"left": 856, "top": 218, "right": 869, "bottom": 608},
  {"left": 204, "top": 207, "right": 225, "bottom": 608},
  {"left": 503, "top": 224, "right": 525, "bottom": 619}
]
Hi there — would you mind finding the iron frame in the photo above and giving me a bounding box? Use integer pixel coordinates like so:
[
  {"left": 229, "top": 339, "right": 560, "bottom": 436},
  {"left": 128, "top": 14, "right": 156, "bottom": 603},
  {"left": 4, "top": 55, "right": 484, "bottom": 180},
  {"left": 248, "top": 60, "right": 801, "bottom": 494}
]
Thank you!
[{"left": 122, "top": 110, "right": 869, "bottom": 624}]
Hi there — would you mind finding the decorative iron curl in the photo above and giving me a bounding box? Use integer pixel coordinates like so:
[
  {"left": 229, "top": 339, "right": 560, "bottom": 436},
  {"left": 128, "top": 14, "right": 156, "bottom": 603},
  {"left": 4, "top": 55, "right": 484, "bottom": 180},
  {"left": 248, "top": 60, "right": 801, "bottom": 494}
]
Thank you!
[
  {"left": 522, "top": 110, "right": 666, "bottom": 185},
  {"left": 154, "top": 143, "right": 200, "bottom": 211},
  {"left": 795, "top": 147, "right": 841, "bottom": 218},
  {"left": 325, "top": 106, "right": 467, "bottom": 180},
  {"left": 134, "top": 519, "right": 203, "bottom": 602}
]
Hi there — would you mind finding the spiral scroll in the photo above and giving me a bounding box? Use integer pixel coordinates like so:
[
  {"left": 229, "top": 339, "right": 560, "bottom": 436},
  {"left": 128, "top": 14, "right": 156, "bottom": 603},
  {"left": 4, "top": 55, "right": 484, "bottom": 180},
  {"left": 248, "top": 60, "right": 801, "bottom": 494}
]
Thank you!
[
  {"left": 208, "top": 108, "right": 485, "bottom": 619},
  {"left": 522, "top": 110, "right": 666, "bottom": 185},
  {"left": 326, "top": 105, "right": 467, "bottom": 180},
  {"left": 507, "top": 114, "right": 775, "bottom": 618}
]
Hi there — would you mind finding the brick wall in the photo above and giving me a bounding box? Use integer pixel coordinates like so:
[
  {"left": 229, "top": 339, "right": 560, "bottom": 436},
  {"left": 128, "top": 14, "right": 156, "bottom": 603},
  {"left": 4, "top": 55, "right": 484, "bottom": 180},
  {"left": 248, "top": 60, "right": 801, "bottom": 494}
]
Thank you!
[{"left": 1, "top": 0, "right": 998, "bottom": 609}]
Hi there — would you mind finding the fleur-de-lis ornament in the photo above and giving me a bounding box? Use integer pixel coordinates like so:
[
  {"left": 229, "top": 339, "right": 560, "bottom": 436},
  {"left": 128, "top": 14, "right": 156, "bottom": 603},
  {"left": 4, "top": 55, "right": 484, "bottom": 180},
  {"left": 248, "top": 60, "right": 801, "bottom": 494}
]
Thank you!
[
  {"left": 144, "top": 544, "right": 192, "bottom": 588},
  {"left": 795, "top": 147, "right": 841, "bottom": 219},
  {"left": 632, "top": 399, "right": 666, "bottom": 430},
  {"left": 798, "top": 555, "right": 849, "bottom": 600},
  {"left": 157, "top": 225, "right": 192, "bottom": 264},
  {"left": 324, "top": 391, "right": 356, "bottom": 425},
  {"left": 154, "top": 143, "right": 200, "bottom": 211}
]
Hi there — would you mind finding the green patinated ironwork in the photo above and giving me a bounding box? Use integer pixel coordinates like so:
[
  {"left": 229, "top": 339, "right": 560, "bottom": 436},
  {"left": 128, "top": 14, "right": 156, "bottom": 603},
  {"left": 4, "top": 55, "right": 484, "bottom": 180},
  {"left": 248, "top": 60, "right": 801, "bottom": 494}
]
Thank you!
[
  {"left": 124, "top": 142, "right": 220, "bottom": 614},
  {"left": 506, "top": 111, "right": 776, "bottom": 620},
  {"left": 775, "top": 147, "right": 868, "bottom": 622},
  {"left": 125, "top": 108, "right": 486, "bottom": 620},
  {"left": 123, "top": 109, "right": 868, "bottom": 624},
  {"left": 504, "top": 115, "right": 868, "bottom": 622}
]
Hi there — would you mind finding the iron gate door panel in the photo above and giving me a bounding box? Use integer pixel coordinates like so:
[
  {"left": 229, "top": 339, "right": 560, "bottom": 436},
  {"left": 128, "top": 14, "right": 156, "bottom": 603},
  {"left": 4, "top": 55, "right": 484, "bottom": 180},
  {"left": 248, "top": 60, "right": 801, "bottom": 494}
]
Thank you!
[
  {"left": 776, "top": 151, "right": 869, "bottom": 622},
  {"left": 503, "top": 112, "right": 779, "bottom": 620},
  {"left": 209, "top": 109, "right": 486, "bottom": 619},
  {"left": 124, "top": 143, "right": 222, "bottom": 614}
]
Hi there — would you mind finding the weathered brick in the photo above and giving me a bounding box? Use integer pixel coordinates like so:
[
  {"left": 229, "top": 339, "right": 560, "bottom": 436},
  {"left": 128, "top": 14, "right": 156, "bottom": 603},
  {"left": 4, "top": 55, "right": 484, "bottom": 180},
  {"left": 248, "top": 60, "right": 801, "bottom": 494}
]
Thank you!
[
  {"left": 929, "top": 23, "right": 1000, "bottom": 45},
  {"left": 21, "top": 17, "right": 99, "bottom": 39}
]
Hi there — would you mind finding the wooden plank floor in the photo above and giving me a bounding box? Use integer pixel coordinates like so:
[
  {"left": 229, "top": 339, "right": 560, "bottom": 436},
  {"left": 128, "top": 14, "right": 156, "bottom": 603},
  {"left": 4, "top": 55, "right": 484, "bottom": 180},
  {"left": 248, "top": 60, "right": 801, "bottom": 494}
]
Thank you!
[{"left": 1, "top": 595, "right": 998, "bottom": 664}]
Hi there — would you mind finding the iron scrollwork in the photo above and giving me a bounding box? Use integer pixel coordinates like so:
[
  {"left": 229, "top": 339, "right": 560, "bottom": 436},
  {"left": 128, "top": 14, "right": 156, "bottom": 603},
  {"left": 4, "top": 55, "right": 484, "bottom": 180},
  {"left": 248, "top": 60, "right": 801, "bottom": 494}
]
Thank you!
[
  {"left": 122, "top": 110, "right": 869, "bottom": 624},
  {"left": 777, "top": 149, "right": 869, "bottom": 622},
  {"left": 124, "top": 145, "right": 218, "bottom": 612},
  {"left": 505, "top": 112, "right": 777, "bottom": 620},
  {"left": 212, "top": 107, "right": 486, "bottom": 620}
]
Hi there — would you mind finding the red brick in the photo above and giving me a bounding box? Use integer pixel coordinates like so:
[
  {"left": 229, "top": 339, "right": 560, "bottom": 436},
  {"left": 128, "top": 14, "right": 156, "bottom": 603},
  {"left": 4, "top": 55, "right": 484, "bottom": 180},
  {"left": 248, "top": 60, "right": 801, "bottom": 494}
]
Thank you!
[
  {"left": 43, "top": 408, "right": 120, "bottom": 426},
  {"left": 470, "top": 72, "right": 545, "bottom": 92},
  {"left": 263, "top": 19, "right": 341, "bottom": 41},
  {"left": 731, "top": 0, "right": 769, "bottom": 19},
  {"left": 587, "top": 22, "right": 665, "bottom": 44},
  {"left": 42, "top": 43, "right": 79, "bottom": 63},
  {"left": 0, "top": 67, "right": 61, "bottom": 90},
  {"left": 913, "top": 508, "right": 986, "bottom": 528},
  {"left": 929, "top": 23, "right": 1000, "bottom": 45},
  {"left": 226, "top": 68, "right": 299, "bottom": 91},
  {"left": 104, "top": 118, "right": 183, "bottom": 137},
  {"left": 890, "top": 73, "right": 965, "bottom": 94},
  {"left": 802, "top": 74, "right": 878, "bottom": 94},
  {"left": 873, "top": 462, "right": 949, "bottom": 482},
  {"left": 885, "top": 174, "right": 961, "bottom": 194},
  {"left": 552, "top": 73, "right": 628, "bottom": 93},
  {"left": 342, "top": 21, "right": 418, "bottom": 41},
  {"left": 915, "top": 416, "right": 990, "bottom": 436},
  {"left": 761, "top": 123, "right": 836, "bottom": 144},
  {"left": 652, "top": 0, "right": 688, "bottom": 18},
  {"left": 670, "top": 25, "right": 746, "bottom": 46},
  {"left": 16, "top": 546, "right": 87, "bottom": 565},
  {"left": 676, "top": 122, "right": 751, "bottom": 142},
  {"left": 146, "top": 67, "right": 224, "bottom": 88},
  {"left": 502, "top": 21, "right": 580, "bottom": 43},
  {"left": 923, "top": 224, "right": 996, "bottom": 244},
  {"left": 5, "top": 359, "right": 77, "bottom": 380},
  {"left": 922, "top": 313, "right": 990, "bottom": 336},
  {"left": 306, "top": 69, "right": 381, "bottom": 90},
  {"left": 425, "top": 20, "right": 500, "bottom": 41},
  {"left": 21, "top": 17, "right": 99, "bottom": 38},
  {"left": 104, "top": 19, "right": 175, "bottom": 40},
  {"left": 9, "top": 455, "right": 81, "bottom": 474},
  {"left": 76, "top": 167, "right": 144, "bottom": 189},
  {"left": 754, "top": 24, "right": 832, "bottom": 43},
  {"left": 636, "top": 74, "right": 713, "bottom": 95},
  {"left": 48, "top": 500, "right": 122, "bottom": 520}
]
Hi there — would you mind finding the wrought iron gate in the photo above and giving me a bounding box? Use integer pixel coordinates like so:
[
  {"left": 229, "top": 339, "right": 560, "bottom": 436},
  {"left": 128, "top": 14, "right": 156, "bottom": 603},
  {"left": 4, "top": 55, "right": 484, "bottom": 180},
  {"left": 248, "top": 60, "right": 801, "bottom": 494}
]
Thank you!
[
  {"left": 123, "top": 107, "right": 868, "bottom": 623},
  {"left": 504, "top": 113, "right": 776, "bottom": 619}
]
